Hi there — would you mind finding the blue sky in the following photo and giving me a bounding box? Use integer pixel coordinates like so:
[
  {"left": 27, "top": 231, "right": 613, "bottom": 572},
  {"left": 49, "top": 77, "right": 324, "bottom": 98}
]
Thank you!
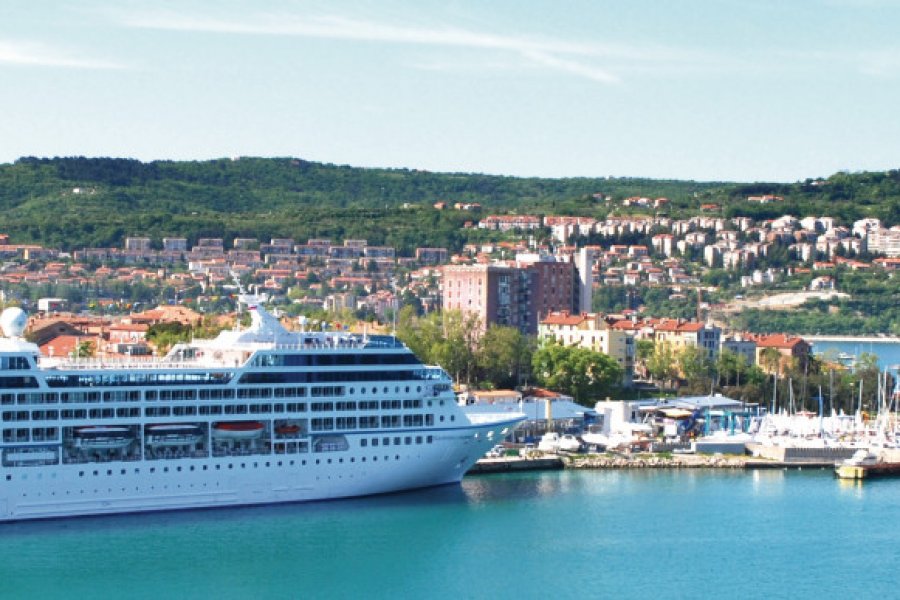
[{"left": 2, "top": 0, "right": 899, "bottom": 182}]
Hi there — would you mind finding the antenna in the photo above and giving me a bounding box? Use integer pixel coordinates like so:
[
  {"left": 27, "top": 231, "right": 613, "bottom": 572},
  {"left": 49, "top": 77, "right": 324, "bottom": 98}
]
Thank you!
[{"left": 391, "top": 277, "right": 398, "bottom": 335}]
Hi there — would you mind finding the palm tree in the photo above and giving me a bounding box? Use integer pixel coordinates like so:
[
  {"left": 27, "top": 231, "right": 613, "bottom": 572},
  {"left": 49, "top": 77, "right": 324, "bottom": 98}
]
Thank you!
[{"left": 760, "top": 347, "right": 781, "bottom": 376}]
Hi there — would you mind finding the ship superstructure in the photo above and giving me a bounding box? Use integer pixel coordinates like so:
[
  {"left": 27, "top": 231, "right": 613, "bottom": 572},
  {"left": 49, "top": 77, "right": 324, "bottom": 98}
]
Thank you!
[{"left": 0, "top": 301, "right": 523, "bottom": 521}]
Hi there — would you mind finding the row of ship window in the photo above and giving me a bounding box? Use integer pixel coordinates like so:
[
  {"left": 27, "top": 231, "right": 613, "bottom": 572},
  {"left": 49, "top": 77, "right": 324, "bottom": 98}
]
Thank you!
[
  {"left": 2, "top": 399, "right": 435, "bottom": 423},
  {"left": 251, "top": 351, "right": 418, "bottom": 367},
  {"left": 1, "top": 412, "right": 448, "bottom": 441},
  {"left": 310, "top": 415, "right": 434, "bottom": 431},
  {"left": 2, "top": 435, "right": 436, "bottom": 480},
  {"left": 1, "top": 385, "right": 427, "bottom": 406},
  {"left": 33, "top": 369, "right": 440, "bottom": 389},
  {"left": 0, "top": 435, "right": 434, "bottom": 481}
]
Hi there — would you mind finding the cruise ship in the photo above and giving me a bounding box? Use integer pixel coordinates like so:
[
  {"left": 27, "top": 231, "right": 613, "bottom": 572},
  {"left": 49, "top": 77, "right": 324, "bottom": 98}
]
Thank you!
[{"left": 0, "top": 300, "right": 524, "bottom": 521}]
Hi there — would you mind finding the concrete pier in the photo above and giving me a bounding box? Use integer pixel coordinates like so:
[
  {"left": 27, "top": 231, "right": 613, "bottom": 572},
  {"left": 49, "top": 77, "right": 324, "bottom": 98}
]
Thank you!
[
  {"left": 468, "top": 456, "right": 564, "bottom": 474},
  {"left": 467, "top": 452, "right": 841, "bottom": 474}
]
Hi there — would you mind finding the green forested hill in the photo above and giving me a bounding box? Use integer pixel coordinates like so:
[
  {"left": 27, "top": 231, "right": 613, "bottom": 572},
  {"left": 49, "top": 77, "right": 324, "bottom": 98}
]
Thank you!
[{"left": 1, "top": 156, "right": 898, "bottom": 252}]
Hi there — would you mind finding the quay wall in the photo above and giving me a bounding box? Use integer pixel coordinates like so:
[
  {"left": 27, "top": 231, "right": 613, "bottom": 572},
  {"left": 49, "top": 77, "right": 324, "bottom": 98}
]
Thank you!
[
  {"left": 565, "top": 454, "right": 748, "bottom": 469},
  {"left": 747, "top": 444, "right": 856, "bottom": 463}
]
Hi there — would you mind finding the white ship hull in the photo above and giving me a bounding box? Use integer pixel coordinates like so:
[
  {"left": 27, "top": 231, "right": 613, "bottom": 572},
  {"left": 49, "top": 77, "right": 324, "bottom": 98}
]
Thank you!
[
  {"left": 0, "top": 302, "right": 525, "bottom": 522},
  {"left": 2, "top": 417, "right": 520, "bottom": 522}
]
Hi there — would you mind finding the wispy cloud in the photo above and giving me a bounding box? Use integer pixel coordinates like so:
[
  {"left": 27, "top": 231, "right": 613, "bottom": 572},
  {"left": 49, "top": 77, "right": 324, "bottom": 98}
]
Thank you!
[
  {"left": 519, "top": 49, "right": 619, "bottom": 84},
  {"left": 0, "top": 39, "right": 122, "bottom": 69},
  {"left": 117, "top": 10, "right": 673, "bottom": 84}
]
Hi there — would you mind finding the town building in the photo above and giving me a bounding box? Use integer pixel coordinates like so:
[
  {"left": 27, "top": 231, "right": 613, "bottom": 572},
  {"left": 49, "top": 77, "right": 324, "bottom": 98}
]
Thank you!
[
  {"left": 538, "top": 311, "right": 634, "bottom": 385},
  {"left": 441, "top": 256, "right": 575, "bottom": 334}
]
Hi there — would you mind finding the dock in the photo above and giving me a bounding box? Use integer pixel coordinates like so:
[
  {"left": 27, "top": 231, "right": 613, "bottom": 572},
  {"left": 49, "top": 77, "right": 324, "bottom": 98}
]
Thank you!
[
  {"left": 469, "top": 452, "right": 840, "bottom": 474},
  {"left": 468, "top": 456, "right": 564, "bottom": 474},
  {"left": 835, "top": 462, "right": 900, "bottom": 480}
]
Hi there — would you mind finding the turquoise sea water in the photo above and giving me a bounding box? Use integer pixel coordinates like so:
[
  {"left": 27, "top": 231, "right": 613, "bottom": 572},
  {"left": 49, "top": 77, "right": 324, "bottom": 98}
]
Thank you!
[
  {"left": 3, "top": 470, "right": 899, "bottom": 599},
  {"left": 811, "top": 339, "right": 900, "bottom": 370}
]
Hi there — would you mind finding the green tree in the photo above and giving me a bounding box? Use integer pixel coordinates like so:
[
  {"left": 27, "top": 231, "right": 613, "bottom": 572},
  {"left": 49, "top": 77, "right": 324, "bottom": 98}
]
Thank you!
[
  {"left": 475, "top": 325, "right": 533, "bottom": 389},
  {"left": 531, "top": 342, "right": 622, "bottom": 406},
  {"left": 677, "top": 345, "right": 712, "bottom": 392},
  {"left": 432, "top": 310, "right": 481, "bottom": 385},
  {"left": 395, "top": 306, "right": 442, "bottom": 365},
  {"left": 635, "top": 339, "right": 655, "bottom": 378},
  {"left": 145, "top": 322, "right": 191, "bottom": 355},
  {"left": 716, "top": 349, "right": 749, "bottom": 387},
  {"left": 758, "top": 347, "right": 782, "bottom": 376},
  {"left": 647, "top": 341, "right": 678, "bottom": 387},
  {"left": 73, "top": 340, "right": 95, "bottom": 358},
  {"left": 396, "top": 308, "right": 481, "bottom": 385}
]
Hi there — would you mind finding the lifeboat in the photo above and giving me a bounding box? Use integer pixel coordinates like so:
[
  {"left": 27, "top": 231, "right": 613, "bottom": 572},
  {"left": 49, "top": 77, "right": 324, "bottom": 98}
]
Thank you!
[
  {"left": 145, "top": 424, "right": 203, "bottom": 447},
  {"left": 212, "top": 421, "right": 265, "bottom": 440},
  {"left": 275, "top": 423, "right": 301, "bottom": 437},
  {"left": 72, "top": 426, "right": 133, "bottom": 450}
]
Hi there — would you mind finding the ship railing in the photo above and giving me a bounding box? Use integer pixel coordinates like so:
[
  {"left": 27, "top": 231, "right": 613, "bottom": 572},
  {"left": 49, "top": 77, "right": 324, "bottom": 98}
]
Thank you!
[
  {"left": 203, "top": 339, "right": 370, "bottom": 351},
  {"left": 39, "top": 356, "right": 232, "bottom": 371},
  {"left": 268, "top": 341, "right": 369, "bottom": 351}
]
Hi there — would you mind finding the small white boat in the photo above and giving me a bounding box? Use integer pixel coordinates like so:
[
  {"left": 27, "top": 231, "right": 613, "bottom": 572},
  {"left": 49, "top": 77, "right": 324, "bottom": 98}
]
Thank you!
[
  {"left": 842, "top": 449, "right": 880, "bottom": 466},
  {"left": 538, "top": 432, "right": 582, "bottom": 453}
]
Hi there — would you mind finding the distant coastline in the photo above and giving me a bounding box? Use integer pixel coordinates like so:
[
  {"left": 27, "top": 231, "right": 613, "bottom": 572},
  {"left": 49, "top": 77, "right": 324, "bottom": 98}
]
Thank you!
[{"left": 805, "top": 335, "right": 900, "bottom": 344}]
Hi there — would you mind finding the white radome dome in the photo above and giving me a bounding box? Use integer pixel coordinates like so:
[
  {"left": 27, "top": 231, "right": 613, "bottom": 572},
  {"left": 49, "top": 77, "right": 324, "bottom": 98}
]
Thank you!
[{"left": 0, "top": 307, "right": 27, "bottom": 338}]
